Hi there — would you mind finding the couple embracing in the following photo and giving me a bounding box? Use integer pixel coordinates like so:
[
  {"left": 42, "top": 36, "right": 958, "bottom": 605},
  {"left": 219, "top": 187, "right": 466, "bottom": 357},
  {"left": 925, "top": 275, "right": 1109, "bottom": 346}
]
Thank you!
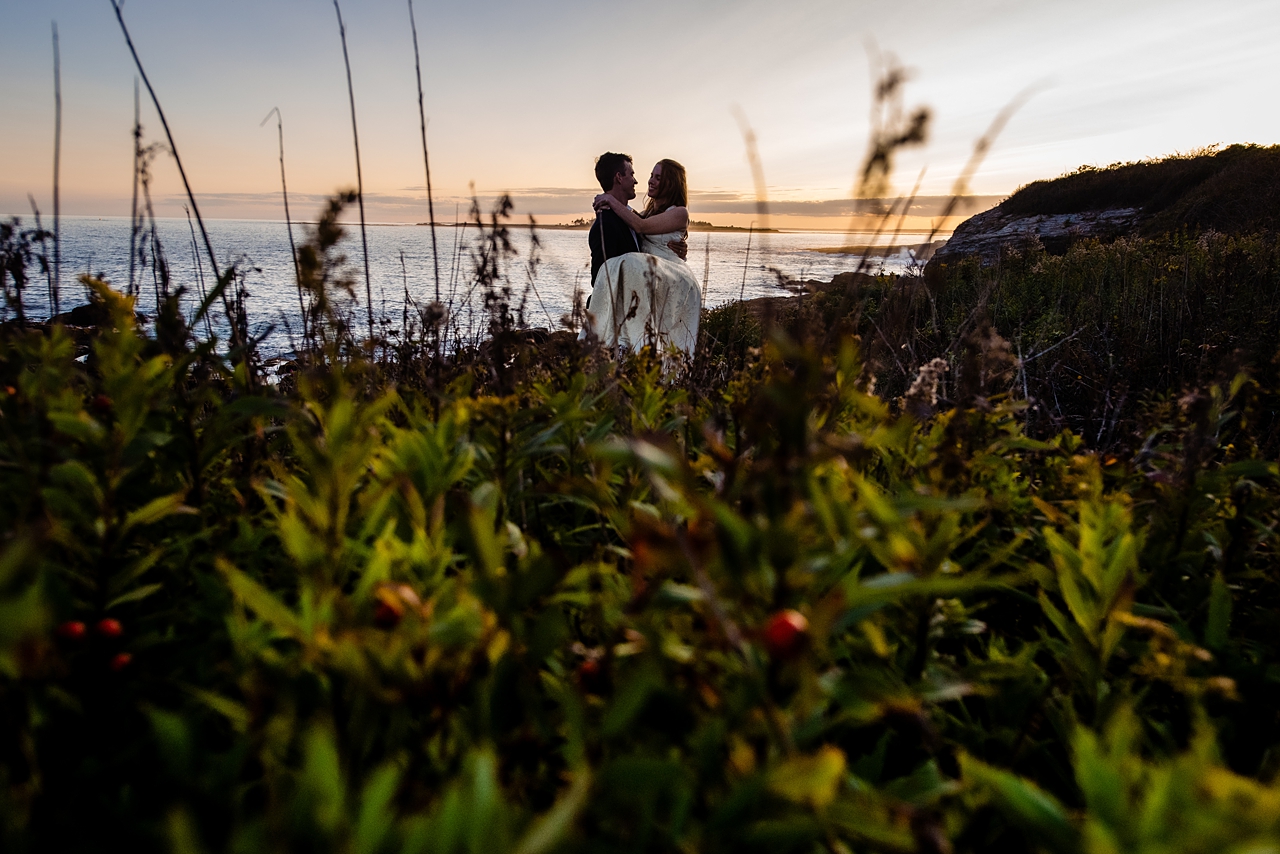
[{"left": 583, "top": 152, "right": 701, "bottom": 358}]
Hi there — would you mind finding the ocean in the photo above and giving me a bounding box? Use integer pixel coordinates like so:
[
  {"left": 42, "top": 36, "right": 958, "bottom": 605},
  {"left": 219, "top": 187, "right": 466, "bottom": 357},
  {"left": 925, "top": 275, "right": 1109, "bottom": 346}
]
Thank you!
[{"left": 14, "top": 216, "right": 933, "bottom": 357}]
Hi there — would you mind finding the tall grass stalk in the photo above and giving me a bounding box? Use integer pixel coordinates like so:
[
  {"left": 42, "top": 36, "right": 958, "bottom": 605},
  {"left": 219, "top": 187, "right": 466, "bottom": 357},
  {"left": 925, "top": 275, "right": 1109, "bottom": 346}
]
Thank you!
[
  {"left": 407, "top": 0, "right": 441, "bottom": 306},
  {"left": 889, "top": 167, "right": 925, "bottom": 261},
  {"left": 50, "top": 22, "right": 62, "bottom": 316},
  {"left": 129, "top": 78, "right": 140, "bottom": 297},
  {"left": 731, "top": 107, "right": 771, "bottom": 234},
  {"left": 332, "top": 0, "right": 374, "bottom": 342},
  {"left": 108, "top": 1, "right": 219, "bottom": 286},
  {"left": 260, "top": 107, "right": 305, "bottom": 344},
  {"left": 448, "top": 214, "right": 464, "bottom": 302},
  {"left": 733, "top": 222, "right": 754, "bottom": 335},
  {"left": 400, "top": 250, "right": 409, "bottom": 332},
  {"left": 915, "top": 84, "right": 1038, "bottom": 254},
  {"left": 24, "top": 195, "right": 46, "bottom": 324},
  {"left": 184, "top": 206, "right": 213, "bottom": 338},
  {"left": 702, "top": 232, "right": 710, "bottom": 304}
]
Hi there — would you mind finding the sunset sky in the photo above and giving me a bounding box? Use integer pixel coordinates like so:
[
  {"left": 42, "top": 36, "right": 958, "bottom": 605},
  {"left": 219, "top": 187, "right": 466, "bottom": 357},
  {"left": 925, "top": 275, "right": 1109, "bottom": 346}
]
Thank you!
[{"left": 2, "top": 0, "right": 1278, "bottom": 230}]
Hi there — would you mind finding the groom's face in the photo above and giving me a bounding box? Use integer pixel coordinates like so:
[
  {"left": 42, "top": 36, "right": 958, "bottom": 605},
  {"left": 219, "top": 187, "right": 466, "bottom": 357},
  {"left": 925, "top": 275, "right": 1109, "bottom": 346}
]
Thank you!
[{"left": 613, "top": 161, "right": 637, "bottom": 201}]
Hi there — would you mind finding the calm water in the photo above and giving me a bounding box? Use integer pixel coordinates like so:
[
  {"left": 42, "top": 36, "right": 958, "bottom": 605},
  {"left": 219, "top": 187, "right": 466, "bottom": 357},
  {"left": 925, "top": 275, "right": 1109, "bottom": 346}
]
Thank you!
[{"left": 16, "top": 217, "right": 932, "bottom": 356}]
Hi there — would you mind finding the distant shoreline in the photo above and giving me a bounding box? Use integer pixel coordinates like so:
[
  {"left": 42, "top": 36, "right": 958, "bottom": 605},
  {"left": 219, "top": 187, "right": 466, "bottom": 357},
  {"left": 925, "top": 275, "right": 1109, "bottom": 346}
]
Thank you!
[
  {"left": 38, "top": 215, "right": 947, "bottom": 236},
  {"left": 812, "top": 240, "right": 948, "bottom": 255},
  {"left": 39, "top": 215, "right": 949, "bottom": 238}
]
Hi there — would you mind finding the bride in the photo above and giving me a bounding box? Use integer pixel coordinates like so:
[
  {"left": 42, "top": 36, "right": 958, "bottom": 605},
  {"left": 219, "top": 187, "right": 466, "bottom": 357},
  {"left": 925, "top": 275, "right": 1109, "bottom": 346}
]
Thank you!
[{"left": 586, "top": 159, "right": 701, "bottom": 357}]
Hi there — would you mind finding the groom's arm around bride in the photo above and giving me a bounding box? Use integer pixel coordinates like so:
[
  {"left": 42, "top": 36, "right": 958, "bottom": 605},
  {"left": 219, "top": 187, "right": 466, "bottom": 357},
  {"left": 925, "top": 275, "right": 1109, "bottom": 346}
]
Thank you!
[{"left": 589, "top": 152, "right": 642, "bottom": 285}]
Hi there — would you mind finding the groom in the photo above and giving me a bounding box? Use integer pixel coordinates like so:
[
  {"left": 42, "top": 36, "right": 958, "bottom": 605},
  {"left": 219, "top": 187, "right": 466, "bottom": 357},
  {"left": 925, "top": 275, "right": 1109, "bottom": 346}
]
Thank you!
[{"left": 589, "top": 152, "right": 686, "bottom": 285}]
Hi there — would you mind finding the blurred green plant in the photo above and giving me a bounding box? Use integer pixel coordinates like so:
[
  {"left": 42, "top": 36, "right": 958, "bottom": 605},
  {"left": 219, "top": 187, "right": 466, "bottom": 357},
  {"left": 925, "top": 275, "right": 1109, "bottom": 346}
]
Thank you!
[{"left": 1, "top": 224, "right": 1279, "bottom": 854}]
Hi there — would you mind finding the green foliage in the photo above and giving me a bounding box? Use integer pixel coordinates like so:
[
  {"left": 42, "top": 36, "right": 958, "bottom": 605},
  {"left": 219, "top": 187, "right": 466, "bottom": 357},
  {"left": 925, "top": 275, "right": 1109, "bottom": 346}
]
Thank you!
[
  {"left": 2, "top": 274, "right": 1280, "bottom": 854},
  {"left": 732, "top": 230, "right": 1280, "bottom": 456}
]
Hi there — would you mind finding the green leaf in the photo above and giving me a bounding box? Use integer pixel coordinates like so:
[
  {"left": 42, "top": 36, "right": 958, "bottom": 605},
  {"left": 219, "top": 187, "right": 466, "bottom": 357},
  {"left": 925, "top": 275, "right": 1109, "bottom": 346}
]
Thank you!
[
  {"left": 850, "top": 731, "right": 891, "bottom": 784},
  {"left": 468, "top": 483, "right": 505, "bottom": 578},
  {"left": 962, "top": 754, "right": 1078, "bottom": 854},
  {"left": 1219, "top": 460, "right": 1278, "bottom": 480},
  {"left": 355, "top": 763, "right": 402, "bottom": 854},
  {"left": 1038, "top": 590, "right": 1074, "bottom": 642},
  {"left": 768, "top": 746, "right": 846, "bottom": 808},
  {"left": 0, "top": 532, "right": 36, "bottom": 589},
  {"left": 182, "top": 685, "right": 250, "bottom": 733},
  {"left": 1072, "top": 729, "right": 1125, "bottom": 831},
  {"left": 884, "top": 759, "right": 959, "bottom": 806},
  {"left": 1058, "top": 563, "right": 1098, "bottom": 640},
  {"left": 108, "top": 550, "right": 163, "bottom": 597},
  {"left": 301, "top": 725, "right": 346, "bottom": 834},
  {"left": 741, "top": 817, "right": 824, "bottom": 848},
  {"left": 121, "top": 492, "right": 194, "bottom": 537},
  {"left": 603, "top": 665, "right": 659, "bottom": 737},
  {"left": 47, "top": 460, "right": 104, "bottom": 510},
  {"left": 513, "top": 767, "right": 592, "bottom": 854},
  {"left": 48, "top": 410, "right": 105, "bottom": 442},
  {"left": 217, "top": 558, "right": 302, "bottom": 639},
  {"left": 0, "top": 537, "right": 45, "bottom": 678},
  {"left": 467, "top": 750, "right": 504, "bottom": 854},
  {"left": 277, "top": 512, "right": 326, "bottom": 568},
  {"left": 166, "top": 807, "right": 207, "bottom": 854},
  {"left": 1205, "top": 571, "right": 1231, "bottom": 650},
  {"left": 853, "top": 475, "right": 900, "bottom": 526},
  {"left": 107, "top": 582, "right": 163, "bottom": 610},
  {"left": 148, "top": 707, "right": 193, "bottom": 777}
]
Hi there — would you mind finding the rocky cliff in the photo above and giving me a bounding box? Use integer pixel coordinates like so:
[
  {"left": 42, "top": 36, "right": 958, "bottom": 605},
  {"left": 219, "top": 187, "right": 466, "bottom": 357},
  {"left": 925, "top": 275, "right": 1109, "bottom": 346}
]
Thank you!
[
  {"left": 931, "top": 206, "right": 1140, "bottom": 266},
  {"left": 928, "top": 143, "right": 1280, "bottom": 271}
]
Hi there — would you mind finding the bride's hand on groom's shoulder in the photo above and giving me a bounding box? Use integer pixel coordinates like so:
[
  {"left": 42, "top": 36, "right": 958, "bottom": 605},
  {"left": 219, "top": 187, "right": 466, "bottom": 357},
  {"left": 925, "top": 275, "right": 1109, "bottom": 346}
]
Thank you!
[{"left": 593, "top": 193, "right": 617, "bottom": 212}]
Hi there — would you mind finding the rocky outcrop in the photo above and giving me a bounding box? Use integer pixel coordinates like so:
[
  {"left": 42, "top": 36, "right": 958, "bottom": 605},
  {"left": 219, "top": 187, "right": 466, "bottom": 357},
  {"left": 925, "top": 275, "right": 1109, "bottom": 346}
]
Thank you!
[
  {"left": 50, "top": 301, "right": 111, "bottom": 328},
  {"left": 930, "top": 206, "right": 1140, "bottom": 267},
  {"left": 927, "top": 143, "right": 1280, "bottom": 273}
]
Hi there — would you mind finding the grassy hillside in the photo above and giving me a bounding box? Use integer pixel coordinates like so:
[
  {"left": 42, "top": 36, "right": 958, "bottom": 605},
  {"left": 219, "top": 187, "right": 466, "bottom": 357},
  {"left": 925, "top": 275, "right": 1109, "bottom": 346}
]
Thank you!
[
  {"left": 999, "top": 144, "right": 1280, "bottom": 236},
  {"left": 714, "top": 228, "right": 1280, "bottom": 454}
]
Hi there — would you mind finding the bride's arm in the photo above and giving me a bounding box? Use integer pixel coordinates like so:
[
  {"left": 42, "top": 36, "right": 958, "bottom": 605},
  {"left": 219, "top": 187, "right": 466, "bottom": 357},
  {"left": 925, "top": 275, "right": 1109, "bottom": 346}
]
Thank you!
[{"left": 594, "top": 195, "right": 689, "bottom": 235}]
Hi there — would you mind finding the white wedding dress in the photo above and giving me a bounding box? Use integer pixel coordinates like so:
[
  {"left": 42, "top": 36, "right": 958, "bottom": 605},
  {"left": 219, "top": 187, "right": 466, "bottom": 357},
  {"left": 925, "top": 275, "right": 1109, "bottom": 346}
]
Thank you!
[{"left": 584, "top": 229, "right": 701, "bottom": 358}]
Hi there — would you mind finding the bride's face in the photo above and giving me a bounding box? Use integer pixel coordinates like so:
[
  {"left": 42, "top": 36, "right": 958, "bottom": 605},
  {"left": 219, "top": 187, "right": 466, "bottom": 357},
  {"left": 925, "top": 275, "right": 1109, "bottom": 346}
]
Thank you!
[{"left": 647, "top": 163, "right": 662, "bottom": 198}]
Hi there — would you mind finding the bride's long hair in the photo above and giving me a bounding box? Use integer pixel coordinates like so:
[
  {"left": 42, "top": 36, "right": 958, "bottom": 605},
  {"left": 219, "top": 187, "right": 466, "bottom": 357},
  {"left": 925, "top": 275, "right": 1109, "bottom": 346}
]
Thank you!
[{"left": 641, "top": 159, "right": 688, "bottom": 218}]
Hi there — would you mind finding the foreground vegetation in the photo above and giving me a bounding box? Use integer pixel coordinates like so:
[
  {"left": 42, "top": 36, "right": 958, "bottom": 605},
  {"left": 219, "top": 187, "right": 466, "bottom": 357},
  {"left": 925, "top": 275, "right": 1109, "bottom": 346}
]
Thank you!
[
  {"left": 3, "top": 200, "right": 1280, "bottom": 854},
  {"left": 723, "top": 228, "right": 1280, "bottom": 454}
]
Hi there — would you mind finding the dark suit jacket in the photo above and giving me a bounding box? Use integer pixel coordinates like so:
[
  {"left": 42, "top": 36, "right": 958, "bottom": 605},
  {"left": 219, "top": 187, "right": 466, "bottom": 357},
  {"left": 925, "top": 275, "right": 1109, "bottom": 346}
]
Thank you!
[{"left": 588, "top": 208, "right": 640, "bottom": 286}]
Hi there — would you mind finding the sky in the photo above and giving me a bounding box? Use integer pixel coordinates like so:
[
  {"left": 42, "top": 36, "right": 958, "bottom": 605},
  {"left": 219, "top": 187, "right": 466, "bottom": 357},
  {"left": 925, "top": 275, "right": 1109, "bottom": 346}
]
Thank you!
[{"left": 2, "top": 0, "right": 1278, "bottom": 230}]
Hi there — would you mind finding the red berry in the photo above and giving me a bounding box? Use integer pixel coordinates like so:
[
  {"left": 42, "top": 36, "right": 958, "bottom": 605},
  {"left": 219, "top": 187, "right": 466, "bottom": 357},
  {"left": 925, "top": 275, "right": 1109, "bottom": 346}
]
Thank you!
[
  {"left": 96, "top": 618, "right": 124, "bottom": 638},
  {"left": 90, "top": 394, "right": 113, "bottom": 412},
  {"left": 56, "top": 620, "right": 87, "bottom": 640},
  {"left": 109, "top": 652, "right": 132, "bottom": 671},
  {"left": 575, "top": 658, "right": 605, "bottom": 693},
  {"left": 373, "top": 601, "right": 402, "bottom": 629},
  {"left": 762, "top": 609, "right": 809, "bottom": 660}
]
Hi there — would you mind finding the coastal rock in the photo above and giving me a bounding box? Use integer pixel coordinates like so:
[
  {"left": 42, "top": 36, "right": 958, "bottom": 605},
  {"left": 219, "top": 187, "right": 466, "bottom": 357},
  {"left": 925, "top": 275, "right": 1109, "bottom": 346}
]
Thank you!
[
  {"left": 51, "top": 301, "right": 111, "bottom": 328},
  {"left": 927, "top": 144, "right": 1280, "bottom": 273},
  {"left": 930, "top": 206, "right": 1140, "bottom": 268}
]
